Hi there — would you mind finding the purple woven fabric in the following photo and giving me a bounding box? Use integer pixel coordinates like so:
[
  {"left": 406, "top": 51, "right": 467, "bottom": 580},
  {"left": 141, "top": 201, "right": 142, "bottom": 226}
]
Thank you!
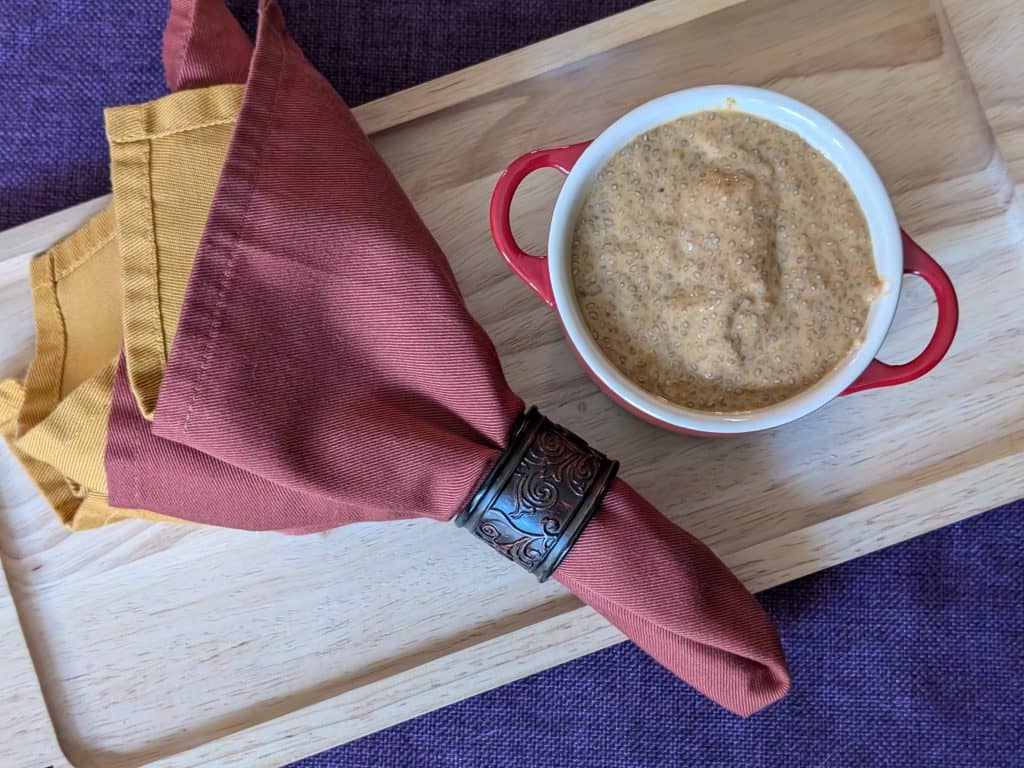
[
  {"left": 1, "top": 1, "right": 1021, "bottom": 765},
  {"left": 295, "top": 502, "right": 1024, "bottom": 768}
]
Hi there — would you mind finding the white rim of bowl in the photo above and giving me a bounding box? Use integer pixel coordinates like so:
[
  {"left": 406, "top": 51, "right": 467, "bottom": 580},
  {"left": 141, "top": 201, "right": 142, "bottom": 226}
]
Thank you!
[{"left": 548, "top": 85, "right": 902, "bottom": 433}]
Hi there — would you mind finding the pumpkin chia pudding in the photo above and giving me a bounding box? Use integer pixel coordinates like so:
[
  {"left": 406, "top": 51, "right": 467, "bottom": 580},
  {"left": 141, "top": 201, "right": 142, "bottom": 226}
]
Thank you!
[{"left": 571, "top": 109, "right": 881, "bottom": 412}]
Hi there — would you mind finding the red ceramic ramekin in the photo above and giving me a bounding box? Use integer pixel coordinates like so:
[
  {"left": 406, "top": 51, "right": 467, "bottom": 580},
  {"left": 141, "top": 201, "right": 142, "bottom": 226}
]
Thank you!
[{"left": 490, "top": 86, "right": 958, "bottom": 435}]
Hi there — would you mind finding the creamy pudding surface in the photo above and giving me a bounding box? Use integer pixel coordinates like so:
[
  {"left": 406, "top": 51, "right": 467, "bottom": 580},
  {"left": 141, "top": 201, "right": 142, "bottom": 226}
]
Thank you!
[{"left": 571, "top": 109, "right": 881, "bottom": 412}]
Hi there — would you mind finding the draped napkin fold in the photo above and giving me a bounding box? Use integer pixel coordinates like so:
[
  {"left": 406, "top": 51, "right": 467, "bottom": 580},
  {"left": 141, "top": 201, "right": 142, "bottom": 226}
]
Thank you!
[
  {"left": 0, "top": 29, "right": 248, "bottom": 529},
  {"left": 102, "top": 0, "right": 790, "bottom": 714},
  {"left": 107, "top": 83, "right": 244, "bottom": 418},
  {"left": 0, "top": 208, "right": 172, "bottom": 528}
]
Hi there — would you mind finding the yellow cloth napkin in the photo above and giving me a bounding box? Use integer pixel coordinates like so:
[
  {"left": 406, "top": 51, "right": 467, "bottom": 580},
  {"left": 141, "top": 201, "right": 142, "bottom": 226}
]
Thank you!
[
  {"left": 106, "top": 83, "right": 244, "bottom": 418},
  {"left": 0, "top": 208, "right": 169, "bottom": 529},
  {"left": 0, "top": 83, "right": 243, "bottom": 529}
]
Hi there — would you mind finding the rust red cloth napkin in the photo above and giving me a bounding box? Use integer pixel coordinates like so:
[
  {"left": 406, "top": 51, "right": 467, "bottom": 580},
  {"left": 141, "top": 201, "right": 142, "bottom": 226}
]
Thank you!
[{"left": 105, "top": 0, "right": 790, "bottom": 715}]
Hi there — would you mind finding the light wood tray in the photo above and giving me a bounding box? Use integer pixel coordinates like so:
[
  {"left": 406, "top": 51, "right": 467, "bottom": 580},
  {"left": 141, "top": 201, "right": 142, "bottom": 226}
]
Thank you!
[{"left": 2, "top": 0, "right": 1022, "bottom": 766}]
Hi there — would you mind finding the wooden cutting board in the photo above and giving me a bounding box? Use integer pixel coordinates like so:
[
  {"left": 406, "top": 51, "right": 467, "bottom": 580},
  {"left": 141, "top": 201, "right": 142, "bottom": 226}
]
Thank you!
[{"left": 1, "top": 0, "right": 1022, "bottom": 766}]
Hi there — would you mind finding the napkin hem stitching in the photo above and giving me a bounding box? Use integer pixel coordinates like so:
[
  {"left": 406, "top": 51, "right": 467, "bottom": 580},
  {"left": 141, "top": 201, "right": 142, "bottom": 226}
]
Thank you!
[
  {"left": 109, "top": 116, "right": 238, "bottom": 144},
  {"left": 179, "top": 19, "right": 289, "bottom": 435}
]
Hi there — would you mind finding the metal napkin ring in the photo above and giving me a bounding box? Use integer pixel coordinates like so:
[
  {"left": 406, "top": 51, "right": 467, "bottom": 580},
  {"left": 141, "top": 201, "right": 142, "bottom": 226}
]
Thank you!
[{"left": 455, "top": 406, "right": 618, "bottom": 582}]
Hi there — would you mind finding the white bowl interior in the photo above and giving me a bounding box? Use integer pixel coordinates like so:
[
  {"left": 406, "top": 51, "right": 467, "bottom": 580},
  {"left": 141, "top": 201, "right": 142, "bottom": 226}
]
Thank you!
[{"left": 548, "top": 85, "right": 902, "bottom": 433}]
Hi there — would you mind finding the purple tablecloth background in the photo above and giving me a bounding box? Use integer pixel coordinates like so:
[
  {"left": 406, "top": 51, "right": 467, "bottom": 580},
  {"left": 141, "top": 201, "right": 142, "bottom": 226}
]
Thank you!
[{"left": 1, "top": 2, "right": 1021, "bottom": 766}]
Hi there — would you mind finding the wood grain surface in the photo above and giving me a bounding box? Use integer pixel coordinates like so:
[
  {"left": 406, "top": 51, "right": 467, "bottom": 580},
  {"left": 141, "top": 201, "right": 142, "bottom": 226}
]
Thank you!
[{"left": 1, "top": 0, "right": 1021, "bottom": 766}]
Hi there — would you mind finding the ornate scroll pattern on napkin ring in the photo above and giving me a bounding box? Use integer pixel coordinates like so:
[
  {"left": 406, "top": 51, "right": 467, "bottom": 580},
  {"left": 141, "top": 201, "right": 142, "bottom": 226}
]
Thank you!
[{"left": 455, "top": 406, "right": 618, "bottom": 582}]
